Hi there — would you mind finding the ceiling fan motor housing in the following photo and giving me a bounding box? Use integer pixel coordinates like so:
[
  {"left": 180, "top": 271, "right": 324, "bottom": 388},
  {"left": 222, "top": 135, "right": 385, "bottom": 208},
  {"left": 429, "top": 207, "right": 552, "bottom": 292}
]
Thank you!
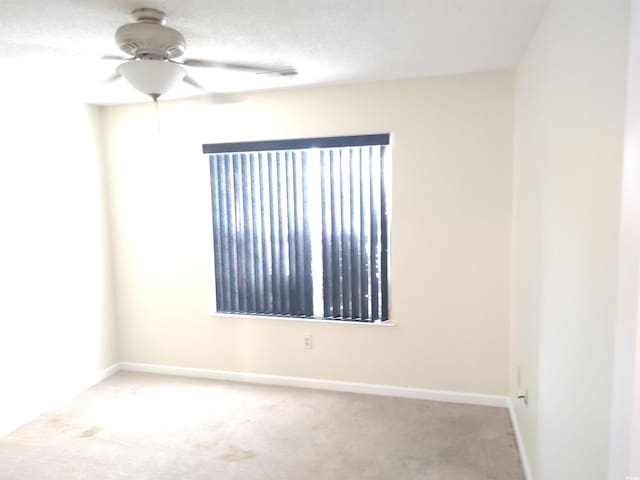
[{"left": 115, "top": 9, "right": 185, "bottom": 60}]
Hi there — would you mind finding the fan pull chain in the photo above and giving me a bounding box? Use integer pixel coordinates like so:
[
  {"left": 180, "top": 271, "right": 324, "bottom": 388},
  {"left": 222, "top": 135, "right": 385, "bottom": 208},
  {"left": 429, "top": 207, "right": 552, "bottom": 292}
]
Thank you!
[{"left": 153, "top": 96, "right": 161, "bottom": 132}]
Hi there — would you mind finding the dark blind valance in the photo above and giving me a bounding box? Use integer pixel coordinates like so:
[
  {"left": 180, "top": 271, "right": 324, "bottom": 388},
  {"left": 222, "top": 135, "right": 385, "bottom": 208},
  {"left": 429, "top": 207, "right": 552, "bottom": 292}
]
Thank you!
[{"left": 203, "top": 134, "right": 390, "bottom": 155}]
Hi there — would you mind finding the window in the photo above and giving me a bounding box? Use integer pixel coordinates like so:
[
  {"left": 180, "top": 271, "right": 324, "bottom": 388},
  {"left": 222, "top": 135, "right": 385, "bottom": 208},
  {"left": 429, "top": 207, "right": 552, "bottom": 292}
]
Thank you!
[{"left": 203, "top": 134, "right": 390, "bottom": 323}]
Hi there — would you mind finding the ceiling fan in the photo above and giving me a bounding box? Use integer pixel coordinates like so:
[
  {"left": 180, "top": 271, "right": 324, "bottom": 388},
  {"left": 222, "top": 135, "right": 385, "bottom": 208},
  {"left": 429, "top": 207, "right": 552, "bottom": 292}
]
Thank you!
[{"left": 103, "top": 7, "right": 298, "bottom": 101}]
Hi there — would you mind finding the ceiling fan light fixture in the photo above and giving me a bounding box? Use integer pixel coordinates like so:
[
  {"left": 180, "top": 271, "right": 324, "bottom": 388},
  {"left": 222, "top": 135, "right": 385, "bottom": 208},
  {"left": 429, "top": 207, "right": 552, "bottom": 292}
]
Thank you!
[{"left": 117, "top": 59, "right": 185, "bottom": 99}]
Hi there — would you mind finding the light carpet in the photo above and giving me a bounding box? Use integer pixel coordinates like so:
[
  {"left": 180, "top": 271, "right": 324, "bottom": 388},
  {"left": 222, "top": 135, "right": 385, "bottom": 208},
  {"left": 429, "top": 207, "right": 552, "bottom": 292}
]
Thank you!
[{"left": 0, "top": 371, "right": 523, "bottom": 479}]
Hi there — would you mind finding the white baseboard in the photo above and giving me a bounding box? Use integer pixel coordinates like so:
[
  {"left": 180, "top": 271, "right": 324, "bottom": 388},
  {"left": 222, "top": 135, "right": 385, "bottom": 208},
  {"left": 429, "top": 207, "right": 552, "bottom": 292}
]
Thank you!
[
  {"left": 119, "top": 361, "right": 508, "bottom": 408},
  {"left": 0, "top": 362, "right": 122, "bottom": 439},
  {"left": 91, "top": 362, "right": 122, "bottom": 385},
  {"left": 508, "top": 399, "right": 533, "bottom": 480}
]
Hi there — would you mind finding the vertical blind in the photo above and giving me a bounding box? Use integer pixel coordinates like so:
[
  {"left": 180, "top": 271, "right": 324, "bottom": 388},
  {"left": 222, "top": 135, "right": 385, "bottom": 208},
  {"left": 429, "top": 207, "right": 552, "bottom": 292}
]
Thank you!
[
  {"left": 205, "top": 134, "right": 390, "bottom": 322},
  {"left": 319, "top": 146, "right": 389, "bottom": 321},
  {"left": 209, "top": 151, "right": 314, "bottom": 317}
]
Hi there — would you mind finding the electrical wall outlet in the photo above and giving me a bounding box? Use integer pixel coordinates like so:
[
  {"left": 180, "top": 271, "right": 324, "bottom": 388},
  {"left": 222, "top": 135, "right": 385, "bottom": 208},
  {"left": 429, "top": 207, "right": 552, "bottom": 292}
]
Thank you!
[{"left": 304, "top": 334, "right": 313, "bottom": 350}]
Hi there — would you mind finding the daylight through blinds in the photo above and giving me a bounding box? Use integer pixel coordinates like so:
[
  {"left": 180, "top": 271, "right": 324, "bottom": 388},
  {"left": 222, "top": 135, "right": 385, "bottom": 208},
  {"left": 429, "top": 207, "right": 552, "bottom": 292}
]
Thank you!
[{"left": 207, "top": 135, "right": 389, "bottom": 322}]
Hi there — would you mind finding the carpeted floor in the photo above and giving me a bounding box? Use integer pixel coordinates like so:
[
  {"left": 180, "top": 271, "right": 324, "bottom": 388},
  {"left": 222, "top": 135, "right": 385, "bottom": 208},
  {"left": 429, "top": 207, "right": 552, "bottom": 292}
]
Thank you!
[{"left": 0, "top": 372, "right": 523, "bottom": 479}]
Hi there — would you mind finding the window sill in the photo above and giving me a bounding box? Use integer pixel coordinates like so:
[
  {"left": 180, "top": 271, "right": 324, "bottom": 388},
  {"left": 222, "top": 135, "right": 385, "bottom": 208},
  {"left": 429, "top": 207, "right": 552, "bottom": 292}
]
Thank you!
[{"left": 208, "top": 311, "right": 396, "bottom": 327}]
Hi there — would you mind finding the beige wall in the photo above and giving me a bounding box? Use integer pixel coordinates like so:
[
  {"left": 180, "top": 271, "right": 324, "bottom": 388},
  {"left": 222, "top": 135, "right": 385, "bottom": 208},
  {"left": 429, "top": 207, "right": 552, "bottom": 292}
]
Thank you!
[
  {"left": 511, "top": 0, "right": 631, "bottom": 478},
  {"left": 0, "top": 91, "right": 118, "bottom": 436},
  {"left": 102, "top": 71, "right": 514, "bottom": 395}
]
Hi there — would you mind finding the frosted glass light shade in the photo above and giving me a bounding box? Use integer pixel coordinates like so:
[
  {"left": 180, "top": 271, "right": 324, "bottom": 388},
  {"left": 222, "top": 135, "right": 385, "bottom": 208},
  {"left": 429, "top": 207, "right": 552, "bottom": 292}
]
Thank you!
[{"left": 117, "top": 59, "right": 186, "bottom": 97}]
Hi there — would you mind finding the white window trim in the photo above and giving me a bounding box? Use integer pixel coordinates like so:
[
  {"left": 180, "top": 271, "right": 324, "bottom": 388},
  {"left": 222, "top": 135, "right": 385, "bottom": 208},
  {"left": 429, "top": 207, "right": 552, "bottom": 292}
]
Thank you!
[{"left": 208, "top": 308, "right": 395, "bottom": 326}]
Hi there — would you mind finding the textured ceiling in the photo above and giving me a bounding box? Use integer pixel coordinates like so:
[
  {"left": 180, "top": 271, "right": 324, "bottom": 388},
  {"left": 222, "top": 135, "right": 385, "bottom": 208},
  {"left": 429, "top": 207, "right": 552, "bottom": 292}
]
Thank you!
[{"left": 0, "top": 0, "right": 549, "bottom": 104}]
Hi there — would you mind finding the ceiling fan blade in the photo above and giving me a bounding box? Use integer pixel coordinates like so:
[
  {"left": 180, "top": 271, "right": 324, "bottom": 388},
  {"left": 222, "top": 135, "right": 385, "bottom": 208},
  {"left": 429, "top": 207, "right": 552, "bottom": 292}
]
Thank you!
[
  {"left": 104, "top": 71, "right": 122, "bottom": 84},
  {"left": 182, "top": 76, "right": 245, "bottom": 104},
  {"left": 102, "top": 54, "right": 130, "bottom": 61},
  {"left": 183, "top": 75, "right": 207, "bottom": 92},
  {"left": 181, "top": 58, "right": 294, "bottom": 74}
]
